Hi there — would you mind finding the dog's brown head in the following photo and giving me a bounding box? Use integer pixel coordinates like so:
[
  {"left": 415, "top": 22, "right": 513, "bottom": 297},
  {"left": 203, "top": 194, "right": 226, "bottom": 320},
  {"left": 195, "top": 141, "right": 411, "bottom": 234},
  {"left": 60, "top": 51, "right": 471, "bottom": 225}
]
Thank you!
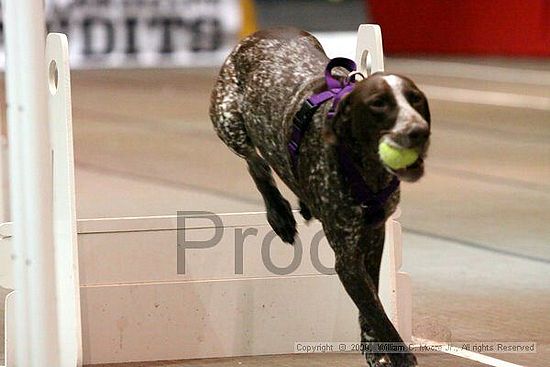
[{"left": 328, "top": 72, "right": 431, "bottom": 182}]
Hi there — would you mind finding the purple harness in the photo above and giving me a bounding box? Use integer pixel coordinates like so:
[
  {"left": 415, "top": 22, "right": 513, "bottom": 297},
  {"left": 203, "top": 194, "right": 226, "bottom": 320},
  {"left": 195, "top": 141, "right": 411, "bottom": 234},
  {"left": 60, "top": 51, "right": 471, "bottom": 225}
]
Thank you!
[{"left": 288, "top": 57, "right": 400, "bottom": 224}]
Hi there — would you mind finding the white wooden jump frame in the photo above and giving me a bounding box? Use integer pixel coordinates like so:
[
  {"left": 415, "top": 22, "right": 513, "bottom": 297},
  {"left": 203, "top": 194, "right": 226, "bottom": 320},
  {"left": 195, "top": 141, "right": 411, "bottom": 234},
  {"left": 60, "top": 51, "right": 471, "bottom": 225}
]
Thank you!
[{"left": 0, "top": 2, "right": 413, "bottom": 364}]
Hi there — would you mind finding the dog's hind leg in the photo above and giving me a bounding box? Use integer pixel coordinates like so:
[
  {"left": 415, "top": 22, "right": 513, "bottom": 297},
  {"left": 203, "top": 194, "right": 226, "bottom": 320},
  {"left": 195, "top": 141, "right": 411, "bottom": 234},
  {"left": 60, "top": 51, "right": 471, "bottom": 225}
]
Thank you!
[
  {"left": 210, "top": 55, "right": 251, "bottom": 159},
  {"left": 246, "top": 150, "right": 297, "bottom": 244},
  {"left": 210, "top": 57, "right": 296, "bottom": 244},
  {"left": 327, "top": 226, "right": 417, "bottom": 367}
]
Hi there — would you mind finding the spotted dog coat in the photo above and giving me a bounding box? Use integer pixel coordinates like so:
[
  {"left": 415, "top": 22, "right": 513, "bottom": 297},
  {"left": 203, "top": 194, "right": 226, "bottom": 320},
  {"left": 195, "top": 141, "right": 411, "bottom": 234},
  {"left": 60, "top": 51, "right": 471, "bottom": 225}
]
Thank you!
[{"left": 210, "top": 27, "right": 431, "bottom": 367}]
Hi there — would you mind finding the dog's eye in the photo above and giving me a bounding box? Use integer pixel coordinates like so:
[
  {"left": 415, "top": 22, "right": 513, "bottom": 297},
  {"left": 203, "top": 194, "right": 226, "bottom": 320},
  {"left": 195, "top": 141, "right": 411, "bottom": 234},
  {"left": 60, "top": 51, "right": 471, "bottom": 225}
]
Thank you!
[
  {"left": 369, "top": 98, "right": 388, "bottom": 112},
  {"left": 406, "top": 90, "right": 423, "bottom": 104}
]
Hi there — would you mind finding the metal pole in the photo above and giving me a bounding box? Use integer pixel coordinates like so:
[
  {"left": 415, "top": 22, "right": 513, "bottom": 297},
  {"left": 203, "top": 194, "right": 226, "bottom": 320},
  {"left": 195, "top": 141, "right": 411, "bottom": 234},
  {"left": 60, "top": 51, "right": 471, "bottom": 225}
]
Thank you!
[{"left": 3, "top": 0, "right": 61, "bottom": 365}]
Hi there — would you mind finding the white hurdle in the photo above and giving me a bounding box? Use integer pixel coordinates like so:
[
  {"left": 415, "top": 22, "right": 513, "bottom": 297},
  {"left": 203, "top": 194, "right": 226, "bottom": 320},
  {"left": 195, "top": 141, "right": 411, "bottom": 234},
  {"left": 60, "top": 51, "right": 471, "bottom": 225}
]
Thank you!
[{"left": 1, "top": 18, "right": 412, "bottom": 365}]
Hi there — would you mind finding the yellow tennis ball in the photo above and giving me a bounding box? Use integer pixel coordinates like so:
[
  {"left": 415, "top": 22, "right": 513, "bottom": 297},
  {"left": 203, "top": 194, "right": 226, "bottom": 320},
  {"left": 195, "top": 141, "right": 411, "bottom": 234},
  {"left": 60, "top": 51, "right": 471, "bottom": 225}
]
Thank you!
[{"left": 378, "top": 142, "right": 419, "bottom": 170}]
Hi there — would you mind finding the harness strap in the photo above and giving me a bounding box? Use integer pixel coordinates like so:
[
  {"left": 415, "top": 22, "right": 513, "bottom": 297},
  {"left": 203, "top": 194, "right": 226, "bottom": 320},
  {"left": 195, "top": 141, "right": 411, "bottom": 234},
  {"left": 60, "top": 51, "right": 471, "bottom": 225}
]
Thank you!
[
  {"left": 288, "top": 58, "right": 357, "bottom": 166},
  {"left": 288, "top": 57, "right": 400, "bottom": 224}
]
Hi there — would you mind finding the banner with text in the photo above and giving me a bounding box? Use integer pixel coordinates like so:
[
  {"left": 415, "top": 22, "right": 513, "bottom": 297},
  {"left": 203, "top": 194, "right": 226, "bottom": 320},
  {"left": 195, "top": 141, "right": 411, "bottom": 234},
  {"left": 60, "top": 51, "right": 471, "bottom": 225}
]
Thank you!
[{"left": 0, "top": 0, "right": 242, "bottom": 68}]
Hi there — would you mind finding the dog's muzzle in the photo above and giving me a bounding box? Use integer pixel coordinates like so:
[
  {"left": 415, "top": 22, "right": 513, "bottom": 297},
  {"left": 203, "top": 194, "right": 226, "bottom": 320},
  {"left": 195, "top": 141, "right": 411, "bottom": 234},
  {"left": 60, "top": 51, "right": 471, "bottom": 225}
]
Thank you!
[
  {"left": 392, "top": 157, "right": 425, "bottom": 182},
  {"left": 382, "top": 127, "right": 430, "bottom": 182}
]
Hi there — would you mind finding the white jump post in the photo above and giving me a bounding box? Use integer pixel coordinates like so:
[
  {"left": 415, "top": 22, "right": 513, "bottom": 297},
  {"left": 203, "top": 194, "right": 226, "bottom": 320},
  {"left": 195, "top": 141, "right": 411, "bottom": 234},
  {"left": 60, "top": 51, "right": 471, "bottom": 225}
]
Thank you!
[
  {"left": 3, "top": 0, "right": 60, "bottom": 365},
  {"left": 356, "top": 24, "right": 385, "bottom": 76},
  {"left": 2, "top": 0, "right": 81, "bottom": 366},
  {"left": 46, "top": 32, "right": 83, "bottom": 367}
]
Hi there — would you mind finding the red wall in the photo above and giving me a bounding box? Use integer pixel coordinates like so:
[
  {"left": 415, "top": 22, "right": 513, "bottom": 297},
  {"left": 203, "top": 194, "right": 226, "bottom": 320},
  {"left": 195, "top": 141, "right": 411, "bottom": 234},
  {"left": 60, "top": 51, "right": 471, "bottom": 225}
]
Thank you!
[{"left": 369, "top": 0, "right": 550, "bottom": 56}]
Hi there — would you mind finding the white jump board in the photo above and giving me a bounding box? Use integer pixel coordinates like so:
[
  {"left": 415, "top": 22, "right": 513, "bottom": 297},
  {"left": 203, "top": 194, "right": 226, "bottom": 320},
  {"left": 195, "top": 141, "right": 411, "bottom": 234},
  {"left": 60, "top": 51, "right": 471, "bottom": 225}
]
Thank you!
[
  {"left": 78, "top": 212, "right": 358, "bottom": 364},
  {"left": 1, "top": 211, "right": 403, "bottom": 364}
]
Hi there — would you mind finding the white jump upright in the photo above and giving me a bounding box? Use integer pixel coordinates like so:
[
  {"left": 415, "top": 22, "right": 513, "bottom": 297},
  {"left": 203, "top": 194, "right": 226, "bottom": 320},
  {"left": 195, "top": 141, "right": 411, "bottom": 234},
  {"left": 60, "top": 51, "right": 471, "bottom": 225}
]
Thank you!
[
  {"left": 46, "top": 33, "right": 83, "bottom": 367},
  {"left": 2, "top": 0, "right": 82, "bottom": 365},
  {"left": 356, "top": 24, "right": 385, "bottom": 75},
  {"left": 3, "top": 0, "right": 60, "bottom": 366}
]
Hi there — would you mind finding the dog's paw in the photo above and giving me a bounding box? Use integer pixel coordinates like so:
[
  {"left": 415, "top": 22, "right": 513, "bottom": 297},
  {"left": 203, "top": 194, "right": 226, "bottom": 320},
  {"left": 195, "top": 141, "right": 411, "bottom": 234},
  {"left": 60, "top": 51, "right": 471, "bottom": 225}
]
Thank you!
[
  {"left": 365, "top": 353, "right": 392, "bottom": 367},
  {"left": 365, "top": 352, "right": 417, "bottom": 367},
  {"left": 267, "top": 199, "right": 297, "bottom": 244}
]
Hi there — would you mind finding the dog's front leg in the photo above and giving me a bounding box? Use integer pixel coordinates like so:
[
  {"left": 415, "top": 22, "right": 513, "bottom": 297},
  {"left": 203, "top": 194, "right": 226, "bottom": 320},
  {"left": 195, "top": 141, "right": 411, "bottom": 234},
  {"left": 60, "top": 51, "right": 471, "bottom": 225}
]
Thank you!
[
  {"left": 329, "top": 226, "right": 417, "bottom": 367},
  {"left": 359, "top": 228, "right": 385, "bottom": 346}
]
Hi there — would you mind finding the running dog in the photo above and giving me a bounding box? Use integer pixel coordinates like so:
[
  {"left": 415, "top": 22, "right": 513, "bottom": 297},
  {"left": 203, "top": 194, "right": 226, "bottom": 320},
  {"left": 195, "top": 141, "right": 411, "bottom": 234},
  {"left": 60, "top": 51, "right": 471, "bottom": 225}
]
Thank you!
[{"left": 210, "top": 27, "right": 431, "bottom": 367}]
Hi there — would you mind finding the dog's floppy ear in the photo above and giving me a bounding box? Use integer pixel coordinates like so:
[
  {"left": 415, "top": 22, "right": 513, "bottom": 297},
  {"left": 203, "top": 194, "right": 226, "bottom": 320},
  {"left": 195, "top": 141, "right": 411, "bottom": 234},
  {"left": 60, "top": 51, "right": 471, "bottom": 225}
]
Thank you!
[{"left": 322, "top": 92, "right": 353, "bottom": 145}]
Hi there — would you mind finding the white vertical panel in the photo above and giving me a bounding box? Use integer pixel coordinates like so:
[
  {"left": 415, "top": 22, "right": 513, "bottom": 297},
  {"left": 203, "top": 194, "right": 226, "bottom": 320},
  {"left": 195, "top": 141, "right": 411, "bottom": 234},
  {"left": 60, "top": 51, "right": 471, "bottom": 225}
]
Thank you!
[
  {"left": 2, "top": 0, "right": 28, "bottom": 362},
  {"left": 47, "top": 33, "right": 83, "bottom": 366},
  {"left": 3, "top": 0, "right": 61, "bottom": 366},
  {"left": 385, "top": 209, "right": 413, "bottom": 343}
]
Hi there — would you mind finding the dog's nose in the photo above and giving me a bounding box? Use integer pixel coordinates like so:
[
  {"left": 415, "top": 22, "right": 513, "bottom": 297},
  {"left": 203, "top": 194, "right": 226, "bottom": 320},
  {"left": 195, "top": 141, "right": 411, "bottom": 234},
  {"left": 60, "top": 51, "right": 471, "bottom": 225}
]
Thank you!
[{"left": 405, "top": 125, "right": 430, "bottom": 147}]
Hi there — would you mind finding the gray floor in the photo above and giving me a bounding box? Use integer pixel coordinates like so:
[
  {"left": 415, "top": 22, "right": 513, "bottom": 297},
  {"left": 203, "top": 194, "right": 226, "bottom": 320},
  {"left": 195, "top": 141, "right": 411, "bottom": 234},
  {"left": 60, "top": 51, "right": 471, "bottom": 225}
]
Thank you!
[{"left": 1, "top": 56, "right": 549, "bottom": 366}]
